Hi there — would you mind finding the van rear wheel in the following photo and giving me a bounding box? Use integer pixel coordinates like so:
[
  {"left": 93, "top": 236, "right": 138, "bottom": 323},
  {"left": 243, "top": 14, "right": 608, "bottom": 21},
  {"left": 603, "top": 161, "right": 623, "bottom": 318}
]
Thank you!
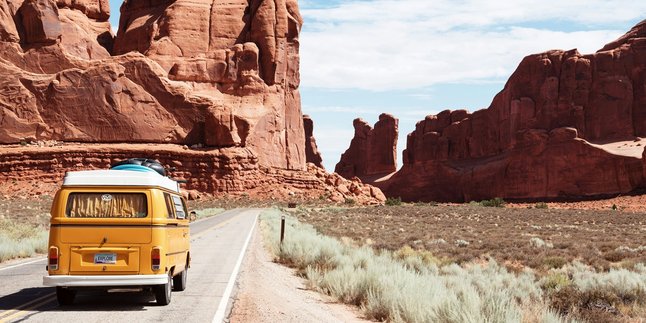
[
  {"left": 56, "top": 287, "right": 76, "bottom": 306},
  {"left": 173, "top": 268, "right": 187, "bottom": 291},
  {"left": 154, "top": 272, "right": 172, "bottom": 305}
]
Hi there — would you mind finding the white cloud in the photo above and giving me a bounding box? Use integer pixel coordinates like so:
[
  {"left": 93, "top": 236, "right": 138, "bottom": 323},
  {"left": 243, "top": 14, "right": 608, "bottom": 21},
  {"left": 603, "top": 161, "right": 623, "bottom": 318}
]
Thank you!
[{"left": 300, "top": 0, "right": 646, "bottom": 91}]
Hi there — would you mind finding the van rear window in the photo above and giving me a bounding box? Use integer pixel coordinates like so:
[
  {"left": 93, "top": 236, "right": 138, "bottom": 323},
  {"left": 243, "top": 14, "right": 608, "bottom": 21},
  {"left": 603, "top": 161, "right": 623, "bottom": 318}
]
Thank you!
[{"left": 66, "top": 193, "right": 148, "bottom": 218}]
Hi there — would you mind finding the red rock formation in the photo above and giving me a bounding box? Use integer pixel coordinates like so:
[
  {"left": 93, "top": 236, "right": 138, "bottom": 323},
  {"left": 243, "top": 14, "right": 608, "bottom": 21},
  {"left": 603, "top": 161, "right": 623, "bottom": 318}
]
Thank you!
[
  {"left": 0, "top": 0, "right": 305, "bottom": 170},
  {"left": 0, "top": 143, "right": 385, "bottom": 204},
  {"left": 387, "top": 20, "right": 646, "bottom": 202},
  {"left": 303, "top": 115, "right": 323, "bottom": 168},
  {"left": 335, "top": 113, "right": 398, "bottom": 180},
  {"left": 0, "top": 0, "right": 385, "bottom": 204}
]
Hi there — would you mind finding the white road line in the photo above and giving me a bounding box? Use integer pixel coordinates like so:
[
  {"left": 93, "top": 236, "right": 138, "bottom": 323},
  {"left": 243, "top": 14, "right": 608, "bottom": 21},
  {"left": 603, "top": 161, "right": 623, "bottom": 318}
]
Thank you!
[
  {"left": 0, "top": 257, "right": 46, "bottom": 272},
  {"left": 211, "top": 212, "right": 258, "bottom": 323}
]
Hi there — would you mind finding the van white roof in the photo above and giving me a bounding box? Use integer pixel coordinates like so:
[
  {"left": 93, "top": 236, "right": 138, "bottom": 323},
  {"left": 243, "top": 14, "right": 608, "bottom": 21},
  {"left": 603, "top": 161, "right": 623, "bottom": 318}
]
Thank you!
[{"left": 62, "top": 170, "right": 180, "bottom": 193}]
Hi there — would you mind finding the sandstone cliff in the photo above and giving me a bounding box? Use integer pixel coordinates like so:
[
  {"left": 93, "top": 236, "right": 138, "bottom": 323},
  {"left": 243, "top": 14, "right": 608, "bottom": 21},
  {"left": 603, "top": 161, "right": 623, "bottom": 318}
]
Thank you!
[
  {"left": 335, "top": 113, "right": 398, "bottom": 179},
  {"left": 0, "top": 0, "right": 305, "bottom": 169},
  {"left": 356, "top": 20, "right": 646, "bottom": 202},
  {"left": 0, "top": 0, "right": 384, "bottom": 203}
]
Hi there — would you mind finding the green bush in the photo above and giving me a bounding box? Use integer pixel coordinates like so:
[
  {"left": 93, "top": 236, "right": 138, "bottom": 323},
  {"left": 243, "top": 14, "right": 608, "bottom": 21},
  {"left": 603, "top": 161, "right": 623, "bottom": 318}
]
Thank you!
[
  {"left": 385, "top": 197, "right": 402, "bottom": 206},
  {"left": 344, "top": 198, "right": 356, "bottom": 205},
  {"left": 543, "top": 256, "right": 568, "bottom": 269},
  {"left": 541, "top": 273, "right": 572, "bottom": 292},
  {"left": 479, "top": 197, "right": 506, "bottom": 208},
  {"left": 535, "top": 202, "right": 549, "bottom": 209}
]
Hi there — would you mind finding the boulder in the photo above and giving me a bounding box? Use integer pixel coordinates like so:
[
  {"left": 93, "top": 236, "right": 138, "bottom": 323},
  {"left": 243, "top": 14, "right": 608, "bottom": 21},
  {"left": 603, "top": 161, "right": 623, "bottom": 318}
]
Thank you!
[{"left": 19, "top": 0, "right": 62, "bottom": 45}]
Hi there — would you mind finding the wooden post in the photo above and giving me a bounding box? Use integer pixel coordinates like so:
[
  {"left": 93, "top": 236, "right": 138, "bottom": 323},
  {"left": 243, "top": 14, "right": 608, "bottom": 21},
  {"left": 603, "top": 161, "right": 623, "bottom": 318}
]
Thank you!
[{"left": 280, "top": 215, "right": 286, "bottom": 245}]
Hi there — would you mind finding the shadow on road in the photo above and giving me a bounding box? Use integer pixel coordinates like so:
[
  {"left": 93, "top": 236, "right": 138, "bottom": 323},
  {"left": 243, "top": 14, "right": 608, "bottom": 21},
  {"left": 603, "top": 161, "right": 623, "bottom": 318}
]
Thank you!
[
  {"left": 0, "top": 287, "right": 54, "bottom": 310},
  {"left": 0, "top": 287, "right": 157, "bottom": 312},
  {"left": 48, "top": 289, "right": 155, "bottom": 312}
]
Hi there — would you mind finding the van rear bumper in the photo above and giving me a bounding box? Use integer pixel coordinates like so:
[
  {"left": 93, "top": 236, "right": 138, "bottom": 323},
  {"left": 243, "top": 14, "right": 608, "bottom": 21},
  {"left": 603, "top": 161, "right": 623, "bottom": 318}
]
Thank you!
[{"left": 43, "top": 274, "right": 168, "bottom": 287}]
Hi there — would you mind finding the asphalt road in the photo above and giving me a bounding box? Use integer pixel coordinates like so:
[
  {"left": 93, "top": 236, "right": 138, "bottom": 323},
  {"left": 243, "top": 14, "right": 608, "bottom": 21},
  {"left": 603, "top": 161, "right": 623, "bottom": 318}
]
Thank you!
[{"left": 0, "top": 208, "right": 262, "bottom": 323}]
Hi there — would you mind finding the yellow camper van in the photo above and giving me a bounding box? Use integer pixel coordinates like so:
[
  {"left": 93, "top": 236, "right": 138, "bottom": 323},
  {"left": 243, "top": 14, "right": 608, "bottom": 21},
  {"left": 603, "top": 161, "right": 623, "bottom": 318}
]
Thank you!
[{"left": 43, "top": 159, "right": 190, "bottom": 306}]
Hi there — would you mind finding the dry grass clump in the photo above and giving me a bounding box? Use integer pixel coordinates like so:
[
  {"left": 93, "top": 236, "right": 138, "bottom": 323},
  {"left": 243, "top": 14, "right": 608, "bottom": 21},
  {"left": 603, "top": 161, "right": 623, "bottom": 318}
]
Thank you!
[
  {"left": 260, "top": 209, "right": 576, "bottom": 322},
  {"left": 0, "top": 219, "right": 48, "bottom": 262},
  {"left": 542, "top": 262, "right": 646, "bottom": 320}
]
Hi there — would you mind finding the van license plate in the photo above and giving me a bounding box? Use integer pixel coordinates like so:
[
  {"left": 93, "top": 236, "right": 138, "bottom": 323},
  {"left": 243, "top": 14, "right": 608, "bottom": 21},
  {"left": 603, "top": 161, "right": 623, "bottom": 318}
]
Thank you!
[{"left": 94, "top": 253, "right": 117, "bottom": 264}]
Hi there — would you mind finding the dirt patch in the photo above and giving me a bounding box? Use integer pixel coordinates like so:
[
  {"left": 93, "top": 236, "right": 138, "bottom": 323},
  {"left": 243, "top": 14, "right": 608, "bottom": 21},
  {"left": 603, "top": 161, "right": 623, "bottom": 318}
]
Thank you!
[
  {"left": 292, "top": 204, "right": 646, "bottom": 273},
  {"left": 228, "top": 223, "right": 366, "bottom": 323}
]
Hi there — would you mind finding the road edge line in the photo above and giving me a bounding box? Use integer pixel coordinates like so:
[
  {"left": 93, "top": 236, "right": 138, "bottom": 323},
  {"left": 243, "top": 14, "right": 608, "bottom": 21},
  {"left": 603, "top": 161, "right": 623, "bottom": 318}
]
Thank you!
[
  {"left": 211, "top": 212, "right": 259, "bottom": 323},
  {"left": 0, "top": 257, "right": 46, "bottom": 272}
]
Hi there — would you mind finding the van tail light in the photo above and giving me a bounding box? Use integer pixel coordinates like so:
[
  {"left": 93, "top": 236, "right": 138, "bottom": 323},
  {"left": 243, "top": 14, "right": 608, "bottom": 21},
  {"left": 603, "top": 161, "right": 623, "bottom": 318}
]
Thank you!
[
  {"left": 152, "top": 247, "right": 161, "bottom": 271},
  {"left": 49, "top": 246, "right": 59, "bottom": 271}
]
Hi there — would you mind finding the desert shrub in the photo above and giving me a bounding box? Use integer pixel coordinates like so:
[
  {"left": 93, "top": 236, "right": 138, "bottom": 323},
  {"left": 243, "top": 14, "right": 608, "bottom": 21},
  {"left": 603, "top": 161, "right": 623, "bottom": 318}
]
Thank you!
[
  {"left": 385, "top": 197, "right": 402, "bottom": 206},
  {"left": 547, "top": 285, "right": 581, "bottom": 316},
  {"left": 569, "top": 265, "right": 646, "bottom": 304},
  {"left": 543, "top": 256, "right": 568, "bottom": 269},
  {"left": 530, "top": 237, "right": 554, "bottom": 249},
  {"left": 535, "top": 202, "right": 549, "bottom": 209},
  {"left": 0, "top": 220, "right": 48, "bottom": 262},
  {"left": 541, "top": 273, "right": 572, "bottom": 292},
  {"left": 615, "top": 245, "right": 646, "bottom": 253},
  {"left": 479, "top": 198, "right": 506, "bottom": 208},
  {"left": 455, "top": 239, "right": 470, "bottom": 247},
  {"left": 318, "top": 192, "right": 332, "bottom": 200},
  {"left": 344, "top": 198, "right": 356, "bottom": 205},
  {"left": 393, "top": 245, "right": 441, "bottom": 273},
  {"left": 602, "top": 250, "right": 629, "bottom": 262}
]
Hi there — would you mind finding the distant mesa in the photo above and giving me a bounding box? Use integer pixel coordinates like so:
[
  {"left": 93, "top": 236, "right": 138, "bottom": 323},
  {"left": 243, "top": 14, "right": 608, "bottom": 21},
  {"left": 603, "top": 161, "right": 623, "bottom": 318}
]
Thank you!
[{"left": 336, "top": 19, "right": 646, "bottom": 202}]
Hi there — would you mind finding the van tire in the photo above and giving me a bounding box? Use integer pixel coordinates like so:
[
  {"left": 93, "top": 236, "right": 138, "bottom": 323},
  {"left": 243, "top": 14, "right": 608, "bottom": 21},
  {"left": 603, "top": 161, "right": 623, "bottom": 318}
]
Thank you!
[
  {"left": 173, "top": 268, "right": 187, "bottom": 292},
  {"left": 154, "top": 272, "right": 172, "bottom": 305},
  {"left": 56, "top": 287, "right": 76, "bottom": 306}
]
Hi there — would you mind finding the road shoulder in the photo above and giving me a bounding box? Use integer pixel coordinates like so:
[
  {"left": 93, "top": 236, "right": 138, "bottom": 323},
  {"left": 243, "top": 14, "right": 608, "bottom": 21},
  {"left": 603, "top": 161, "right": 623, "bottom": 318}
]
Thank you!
[{"left": 228, "top": 223, "right": 367, "bottom": 323}]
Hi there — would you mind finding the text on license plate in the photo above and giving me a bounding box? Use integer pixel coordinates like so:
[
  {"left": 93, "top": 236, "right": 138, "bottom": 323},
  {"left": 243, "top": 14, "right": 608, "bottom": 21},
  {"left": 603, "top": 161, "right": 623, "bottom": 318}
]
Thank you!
[{"left": 94, "top": 253, "right": 117, "bottom": 264}]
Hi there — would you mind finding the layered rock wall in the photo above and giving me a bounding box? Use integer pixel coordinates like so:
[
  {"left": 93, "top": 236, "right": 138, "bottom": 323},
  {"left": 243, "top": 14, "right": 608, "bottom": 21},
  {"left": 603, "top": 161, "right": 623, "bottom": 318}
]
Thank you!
[
  {"left": 386, "top": 20, "right": 646, "bottom": 202},
  {"left": 0, "top": 143, "right": 385, "bottom": 204}
]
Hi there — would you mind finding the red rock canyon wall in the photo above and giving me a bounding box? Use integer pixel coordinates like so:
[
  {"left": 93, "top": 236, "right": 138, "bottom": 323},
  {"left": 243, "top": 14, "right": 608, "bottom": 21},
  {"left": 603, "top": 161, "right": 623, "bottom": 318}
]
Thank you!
[{"left": 385, "top": 20, "right": 646, "bottom": 202}]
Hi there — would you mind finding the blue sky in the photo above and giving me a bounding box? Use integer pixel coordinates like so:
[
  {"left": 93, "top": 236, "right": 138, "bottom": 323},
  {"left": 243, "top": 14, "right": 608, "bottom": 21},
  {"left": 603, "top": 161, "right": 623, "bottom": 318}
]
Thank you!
[{"left": 108, "top": 0, "right": 646, "bottom": 170}]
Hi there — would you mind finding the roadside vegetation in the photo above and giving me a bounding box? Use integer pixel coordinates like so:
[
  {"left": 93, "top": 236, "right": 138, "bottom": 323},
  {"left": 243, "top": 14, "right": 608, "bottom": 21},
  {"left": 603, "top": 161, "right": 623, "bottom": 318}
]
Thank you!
[
  {"left": 0, "top": 197, "right": 51, "bottom": 263},
  {"left": 0, "top": 219, "right": 48, "bottom": 262},
  {"left": 262, "top": 207, "right": 646, "bottom": 322}
]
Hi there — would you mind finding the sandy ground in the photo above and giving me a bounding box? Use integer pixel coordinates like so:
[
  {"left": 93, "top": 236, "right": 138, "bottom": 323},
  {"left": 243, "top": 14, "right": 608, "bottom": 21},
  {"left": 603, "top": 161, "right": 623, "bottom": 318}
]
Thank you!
[{"left": 228, "top": 225, "right": 367, "bottom": 323}]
